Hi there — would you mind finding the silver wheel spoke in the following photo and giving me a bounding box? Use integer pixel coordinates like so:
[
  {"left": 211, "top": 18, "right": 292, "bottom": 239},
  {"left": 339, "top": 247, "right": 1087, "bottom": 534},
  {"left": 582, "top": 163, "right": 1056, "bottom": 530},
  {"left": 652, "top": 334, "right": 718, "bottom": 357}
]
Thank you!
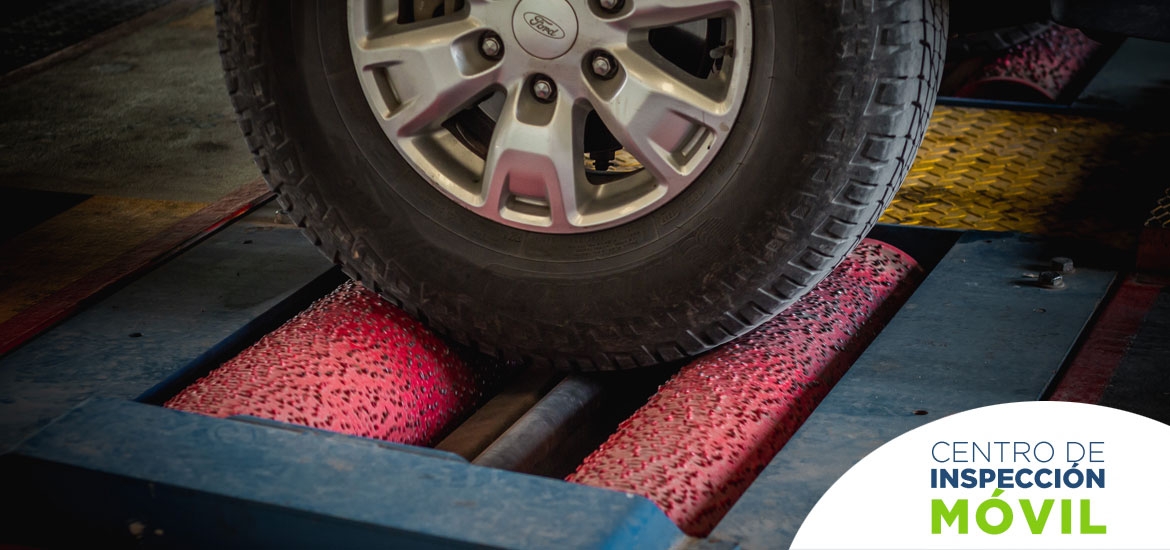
[
  {"left": 353, "top": 19, "right": 496, "bottom": 137},
  {"left": 612, "top": 0, "right": 744, "bottom": 30},
  {"left": 481, "top": 87, "right": 582, "bottom": 229},
  {"left": 348, "top": 0, "right": 752, "bottom": 233},
  {"left": 591, "top": 49, "right": 730, "bottom": 185}
]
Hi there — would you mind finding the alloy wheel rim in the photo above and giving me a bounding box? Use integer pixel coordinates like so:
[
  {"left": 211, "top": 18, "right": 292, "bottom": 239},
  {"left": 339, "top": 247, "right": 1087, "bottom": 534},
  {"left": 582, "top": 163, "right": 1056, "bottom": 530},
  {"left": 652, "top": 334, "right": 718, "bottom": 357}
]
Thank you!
[{"left": 348, "top": 0, "right": 753, "bottom": 233}]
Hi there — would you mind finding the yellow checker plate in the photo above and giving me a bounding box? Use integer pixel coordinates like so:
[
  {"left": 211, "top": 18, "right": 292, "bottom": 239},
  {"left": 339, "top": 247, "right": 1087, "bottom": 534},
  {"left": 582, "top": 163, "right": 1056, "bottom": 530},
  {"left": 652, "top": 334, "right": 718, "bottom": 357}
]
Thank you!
[
  {"left": 1148, "top": 187, "right": 1170, "bottom": 229},
  {"left": 882, "top": 105, "right": 1164, "bottom": 239}
]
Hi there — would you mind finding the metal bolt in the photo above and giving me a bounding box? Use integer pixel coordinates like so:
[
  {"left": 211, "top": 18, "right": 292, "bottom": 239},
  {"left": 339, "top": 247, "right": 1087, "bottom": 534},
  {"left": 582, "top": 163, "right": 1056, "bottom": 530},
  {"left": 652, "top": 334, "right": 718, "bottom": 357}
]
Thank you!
[
  {"left": 274, "top": 209, "right": 293, "bottom": 225},
  {"left": 591, "top": 53, "right": 616, "bottom": 79},
  {"left": 1038, "top": 271, "right": 1066, "bottom": 289},
  {"left": 479, "top": 33, "right": 503, "bottom": 60},
  {"left": 598, "top": 0, "right": 624, "bottom": 11},
  {"left": 531, "top": 78, "right": 555, "bottom": 102},
  {"left": 1050, "top": 256, "right": 1075, "bottom": 274}
]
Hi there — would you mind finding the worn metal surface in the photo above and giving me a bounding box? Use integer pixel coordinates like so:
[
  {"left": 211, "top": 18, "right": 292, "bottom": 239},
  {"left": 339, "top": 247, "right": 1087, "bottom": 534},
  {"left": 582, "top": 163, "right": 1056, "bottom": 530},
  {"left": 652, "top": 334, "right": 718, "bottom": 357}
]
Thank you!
[
  {"left": 435, "top": 367, "right": 562, "bottom": 460},
  {"left": 137, "top": 268, "right": 349, "bottom": 405},
  {"left": 0, "top": 206, "right": 332, "bottom": 450},
  {"left": 2, "top": 398, "right": 685, "bottom": 549},
  {"left": 1073, "top": 38, "right": 1170, "bottom": 116},
  {"left": 473, "top": 375, "right": 607, "bottom": 473},
  {"left": 0, "top": 187, "right": 88, "bottom": 242},
  {"left": 166, "top": 281, "right": 509, "bottom": 446},
  {"left": 881, "top": 105, "right": 1162, "bottom": 243},
  {"left": 568, "top": 240, "right": 921, "bottom": 536},
  {"left": 0, "top": 195, "right": 205, "bottom": 324},
  {"left": 708, "top": 232, "right": 1115, "bottom": 549},
  {"left": 1097, "top": 285, "right": 1170, "bottom": 424},
  {"left": 1048, "top": 276, "right": 1163, "bottom": 404},
  {"left": 0, "top": 179, "right": 272, "bottom": 355}
]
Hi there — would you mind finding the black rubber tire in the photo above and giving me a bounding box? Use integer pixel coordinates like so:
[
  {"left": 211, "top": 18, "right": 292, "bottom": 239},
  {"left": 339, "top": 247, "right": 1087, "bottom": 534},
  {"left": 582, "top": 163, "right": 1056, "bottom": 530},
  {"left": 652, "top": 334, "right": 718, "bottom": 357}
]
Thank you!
[{"left": 215, "top": 0, "right": 946, "bottom": 370}]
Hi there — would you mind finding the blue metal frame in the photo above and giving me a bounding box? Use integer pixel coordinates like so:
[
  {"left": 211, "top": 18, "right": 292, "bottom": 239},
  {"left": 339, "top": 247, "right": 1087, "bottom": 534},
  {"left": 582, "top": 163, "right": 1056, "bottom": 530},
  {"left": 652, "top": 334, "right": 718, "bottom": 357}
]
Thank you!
[
  {"left": 0, "top": 224, "right": 1116, "bottom": 549},
  {"left": 3, "top": 398, "right": 683, "bottom": 549},
  {"left": 0, "top": 205, "right": 334, "bottom": 450},
  {"left": 711, "top": 231, "right": 1116, "bottom": 548}
]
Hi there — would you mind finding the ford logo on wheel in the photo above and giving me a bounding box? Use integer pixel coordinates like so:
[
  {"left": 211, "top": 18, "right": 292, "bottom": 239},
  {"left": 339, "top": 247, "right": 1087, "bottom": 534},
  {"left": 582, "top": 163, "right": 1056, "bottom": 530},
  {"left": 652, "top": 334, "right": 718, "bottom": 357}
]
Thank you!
[{"left": 524, "top": 12, "right": 565, "bottom": 39}]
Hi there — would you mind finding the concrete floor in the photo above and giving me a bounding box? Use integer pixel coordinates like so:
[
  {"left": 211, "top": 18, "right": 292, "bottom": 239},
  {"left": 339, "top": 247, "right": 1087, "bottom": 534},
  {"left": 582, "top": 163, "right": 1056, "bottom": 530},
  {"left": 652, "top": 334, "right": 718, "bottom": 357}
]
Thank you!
[
  {"left": 0, "top": 0, "right": 263, "bottom": 325},
  {"left": 0, "top": 1, "right": 256, "bottom": 202}
]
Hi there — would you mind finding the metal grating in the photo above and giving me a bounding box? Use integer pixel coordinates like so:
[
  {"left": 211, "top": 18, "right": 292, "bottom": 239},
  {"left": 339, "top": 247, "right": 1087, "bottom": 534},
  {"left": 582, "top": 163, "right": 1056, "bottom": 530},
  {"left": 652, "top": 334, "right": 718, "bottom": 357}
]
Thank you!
[{"left": 884, "top": 105, "right": 1165, "bottom": 242}]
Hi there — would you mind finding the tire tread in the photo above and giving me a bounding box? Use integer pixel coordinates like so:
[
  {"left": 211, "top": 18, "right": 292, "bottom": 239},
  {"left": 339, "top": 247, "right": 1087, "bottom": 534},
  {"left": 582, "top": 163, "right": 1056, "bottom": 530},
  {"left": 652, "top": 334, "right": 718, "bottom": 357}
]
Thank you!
[{"left": 214, "top": 0, "right": 945, "bottom": 370}]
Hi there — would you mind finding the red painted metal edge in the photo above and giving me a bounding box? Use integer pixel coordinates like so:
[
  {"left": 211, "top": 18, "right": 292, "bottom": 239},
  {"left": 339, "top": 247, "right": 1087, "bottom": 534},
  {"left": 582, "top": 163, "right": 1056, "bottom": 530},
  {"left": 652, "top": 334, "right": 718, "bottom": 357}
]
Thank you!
[
  {"left": 1047, "top": 276, "right": 1162, "bottom": 404},
  {"left": 166, "top": 281, "right": 507, "bottom": 446},
  {"left": 0, "top": 178, "right": 273, "bottom": 356},
  {"left": 1137, "top": 227, "right": 1170, "bottom": 274},
  {"left": 566, "top": 240, "right": 923, "bottom": 536}
]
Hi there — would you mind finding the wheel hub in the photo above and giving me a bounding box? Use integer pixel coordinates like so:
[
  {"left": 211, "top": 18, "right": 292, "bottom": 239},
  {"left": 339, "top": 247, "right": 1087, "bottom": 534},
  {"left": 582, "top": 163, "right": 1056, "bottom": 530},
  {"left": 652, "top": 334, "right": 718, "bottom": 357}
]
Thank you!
[
  {"left": 511, "top": 0, "right": 578, "bottom": 60},
  {"left": 347, "top": 0, "right": 753, "bottom": 233}
]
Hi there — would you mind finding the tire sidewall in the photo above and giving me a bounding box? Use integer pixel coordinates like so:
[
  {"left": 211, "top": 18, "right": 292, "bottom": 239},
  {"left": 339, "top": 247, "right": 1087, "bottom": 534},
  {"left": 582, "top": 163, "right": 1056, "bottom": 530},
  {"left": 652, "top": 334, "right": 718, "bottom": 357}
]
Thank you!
[{"left": 259, "top": 0, "right": 930, "bottom": 362}]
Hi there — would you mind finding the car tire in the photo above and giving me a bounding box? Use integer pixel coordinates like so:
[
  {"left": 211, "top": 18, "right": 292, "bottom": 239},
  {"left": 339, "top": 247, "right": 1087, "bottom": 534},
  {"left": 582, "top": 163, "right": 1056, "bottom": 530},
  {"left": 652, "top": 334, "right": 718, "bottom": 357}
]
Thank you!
[{"left": 216, "top": 0, "right": 946, "bottom": 370}]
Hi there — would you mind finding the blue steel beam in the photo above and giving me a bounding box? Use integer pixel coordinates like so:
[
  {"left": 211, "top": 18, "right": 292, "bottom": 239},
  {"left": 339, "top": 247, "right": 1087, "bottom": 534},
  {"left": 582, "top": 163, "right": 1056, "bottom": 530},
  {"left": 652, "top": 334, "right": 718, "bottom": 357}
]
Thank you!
[
  {"left": 2, "top": 398, "right": 684, "bottom": 549},
  {"left": 708, "top": 231, "right": 1116, "bottom": 549},
  {"left": 0, "top": 221, "right": 1117, "bottom": 548},
  {"left": 0, "top": 205, "right": 334, "bottom": 450}
]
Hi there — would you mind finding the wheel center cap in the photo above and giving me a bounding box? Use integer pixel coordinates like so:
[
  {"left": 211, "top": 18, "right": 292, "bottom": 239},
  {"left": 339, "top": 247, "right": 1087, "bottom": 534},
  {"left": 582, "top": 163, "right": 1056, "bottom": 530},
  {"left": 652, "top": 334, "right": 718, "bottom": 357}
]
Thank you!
[{"left": 511, "top": 0, "right": 578, "bottom": 60}]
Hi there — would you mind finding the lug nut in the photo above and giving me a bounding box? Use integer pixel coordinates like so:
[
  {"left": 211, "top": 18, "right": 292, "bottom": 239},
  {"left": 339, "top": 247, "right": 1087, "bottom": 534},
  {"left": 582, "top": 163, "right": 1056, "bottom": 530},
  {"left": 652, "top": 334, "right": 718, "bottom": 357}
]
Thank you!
[
  {"left": 531, "top": 78, "right": 555, "bottom": 102},
  {"left": 1050, "top": 256, "right": 1075, "bottom": 274},
  {"left": 599, "top": 0, "right": 624, "bottom": 11},
  {"left": 1038, "top": 271, "right": 1066, "bottom": 289},
  {"left": 591, "top": 53, "right": 617, "bottom": 79},
  {"left": 479, "top": 32, "right": 503, "bottom": 60}
]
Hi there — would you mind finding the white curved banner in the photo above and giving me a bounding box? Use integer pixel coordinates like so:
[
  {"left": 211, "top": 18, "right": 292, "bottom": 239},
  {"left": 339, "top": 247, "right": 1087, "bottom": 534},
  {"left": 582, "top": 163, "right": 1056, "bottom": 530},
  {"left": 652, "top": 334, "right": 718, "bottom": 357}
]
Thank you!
[{"left": 793, "top": 401, "right": 1170, "bottom": 549}]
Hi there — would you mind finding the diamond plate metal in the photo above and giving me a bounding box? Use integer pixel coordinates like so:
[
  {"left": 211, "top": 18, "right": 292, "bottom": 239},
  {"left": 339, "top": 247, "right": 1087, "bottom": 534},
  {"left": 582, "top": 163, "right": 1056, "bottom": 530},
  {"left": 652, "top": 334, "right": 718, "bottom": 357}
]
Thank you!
[
  {"left": 1148, "top": 186, "right": 1170, "bottom": 229},
  {"left": 882, "top": 105, "right": 1163, "bottom": 239}
]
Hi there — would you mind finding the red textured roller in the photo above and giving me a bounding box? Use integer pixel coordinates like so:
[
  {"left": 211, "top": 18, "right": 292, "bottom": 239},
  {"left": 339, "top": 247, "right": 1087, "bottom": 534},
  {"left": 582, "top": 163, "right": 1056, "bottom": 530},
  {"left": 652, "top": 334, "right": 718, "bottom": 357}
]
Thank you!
[
  {"left": 165, "top": 281, "right": 505, "bottom": 446},
  {"left": 956, "top": 24, "right": 1100, "bottom": 102},
  {"left": 566, "top": 240, "right": 922, "bottom": 536}
]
